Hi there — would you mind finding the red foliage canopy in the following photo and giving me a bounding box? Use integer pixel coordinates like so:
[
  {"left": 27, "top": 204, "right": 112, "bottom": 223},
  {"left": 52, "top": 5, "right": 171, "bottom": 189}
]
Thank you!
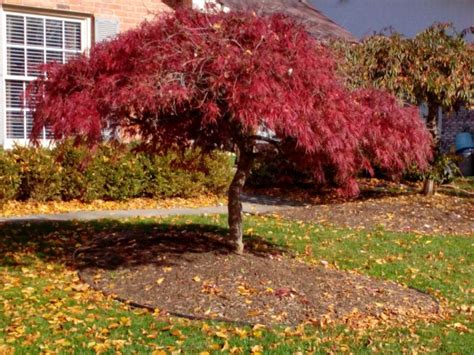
[{"left": 29, "top": 9, "right": 432, "bottom": 196}]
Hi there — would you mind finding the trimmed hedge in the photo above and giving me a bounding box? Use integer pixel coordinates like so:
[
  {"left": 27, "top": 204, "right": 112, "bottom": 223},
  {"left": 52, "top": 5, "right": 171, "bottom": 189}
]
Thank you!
[
  {"left": 0, "top": 149, "right": 21, "bottom": 206},
  {"left": 0, "top": 143, "right": 233, "bottom": 205}
]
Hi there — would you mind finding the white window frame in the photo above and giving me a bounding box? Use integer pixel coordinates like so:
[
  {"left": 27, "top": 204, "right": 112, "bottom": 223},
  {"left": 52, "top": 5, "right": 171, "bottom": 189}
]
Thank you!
[{"left": 0, "top": 7, "right": 91, "bottom": 149}]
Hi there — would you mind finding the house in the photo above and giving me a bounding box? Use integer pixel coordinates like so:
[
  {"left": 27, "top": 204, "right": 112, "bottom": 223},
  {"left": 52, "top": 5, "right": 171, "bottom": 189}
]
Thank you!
[
  {"left": 0, "top": 0, "right": 174, "bottom": 148},
  {"left": 0, "top": 0, "right": 354, "bottom": 148}
]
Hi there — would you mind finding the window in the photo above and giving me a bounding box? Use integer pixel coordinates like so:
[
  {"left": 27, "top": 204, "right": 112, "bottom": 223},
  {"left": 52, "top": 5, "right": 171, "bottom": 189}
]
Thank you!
[{"left": 1, "top": 10, "right": 90, "bottom": 145}]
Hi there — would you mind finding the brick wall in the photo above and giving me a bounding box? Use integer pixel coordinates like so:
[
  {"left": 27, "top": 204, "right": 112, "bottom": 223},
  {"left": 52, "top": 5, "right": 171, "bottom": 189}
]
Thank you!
[
  {"left": 1, "top": 0, "right": 172, "bottom": 33},
  {"left": 441, "top": 108, "right": 474, "bottom": 152}
]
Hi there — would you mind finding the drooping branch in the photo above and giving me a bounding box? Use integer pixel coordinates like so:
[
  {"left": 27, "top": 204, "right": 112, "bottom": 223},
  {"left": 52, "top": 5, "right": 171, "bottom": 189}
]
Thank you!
[{"left": 248, "top": 135, "right": 281, "bottom": 147}]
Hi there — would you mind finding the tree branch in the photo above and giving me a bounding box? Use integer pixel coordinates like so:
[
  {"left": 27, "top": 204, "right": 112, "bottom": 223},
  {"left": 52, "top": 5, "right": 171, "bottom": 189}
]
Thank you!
[{"left": 248, "top": 135, "right": 281, "bottom": 146}]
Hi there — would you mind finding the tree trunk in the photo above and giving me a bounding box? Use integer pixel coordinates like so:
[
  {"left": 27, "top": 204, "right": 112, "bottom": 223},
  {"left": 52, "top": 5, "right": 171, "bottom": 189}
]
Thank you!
[
  {"left": 423, "top": 104, "right": 440, "bottom": 196},
  {"left": 228, "top": 147, "right": 254, "bottom": 254},
  {"left": 425, "top": 104, "right": 440, "bottom": 149},
  {"left": 423, "top": 178, "right": 435, "bottom": 195}
]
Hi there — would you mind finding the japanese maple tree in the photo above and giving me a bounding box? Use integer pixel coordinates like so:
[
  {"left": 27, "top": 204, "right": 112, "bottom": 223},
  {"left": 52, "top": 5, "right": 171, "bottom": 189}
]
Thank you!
[{"left": 29, "top": 9, "right": 432, "bottom": 253}]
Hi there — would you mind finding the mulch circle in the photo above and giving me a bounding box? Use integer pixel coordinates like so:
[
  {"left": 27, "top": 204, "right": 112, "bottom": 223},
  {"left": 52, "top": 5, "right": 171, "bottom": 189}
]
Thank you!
[{"left": 76, "top": 229, "right": 439, "bottom": 327}]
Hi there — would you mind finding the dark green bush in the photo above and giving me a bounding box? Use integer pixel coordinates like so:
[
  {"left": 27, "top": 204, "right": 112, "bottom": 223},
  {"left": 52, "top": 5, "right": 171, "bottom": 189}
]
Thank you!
[
  {"left": 0, "top": 149, "right": 21, "bottom": 206},
  {"left": 403, "top": 154, "right": 462, "bottom": 184},
  {"left": 12, "top": 146, "right": 62, "bottom": 202},
  {"left": 146, "top": 149, "right": 233, "bottom": 198},
  {"left": 427, "top": 154, "right": 462, "bottom": 184},
  {"left": 53, "top": 141, "right": 91, "bottom": 201},
  {"left": 202, "top": 151, "right": 235, "bottom": 195},
  {"left": 0, "top": 144, "right": 233, "bottom": 205},
  {"left": 88, "top": 145, "right": 148, "bottom": 201}
]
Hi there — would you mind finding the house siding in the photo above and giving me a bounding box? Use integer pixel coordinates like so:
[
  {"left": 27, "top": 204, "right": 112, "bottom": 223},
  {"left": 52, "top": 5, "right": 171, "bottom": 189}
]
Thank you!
[{"left": 1, "top": 0, "right": 171, "bottom": 33}]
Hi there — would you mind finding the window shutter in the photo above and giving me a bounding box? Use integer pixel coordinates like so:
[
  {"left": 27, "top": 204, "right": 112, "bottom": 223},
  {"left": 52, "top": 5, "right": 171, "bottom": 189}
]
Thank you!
[{"left": 95, "top": 18, "right": 120, "bottom": 43}]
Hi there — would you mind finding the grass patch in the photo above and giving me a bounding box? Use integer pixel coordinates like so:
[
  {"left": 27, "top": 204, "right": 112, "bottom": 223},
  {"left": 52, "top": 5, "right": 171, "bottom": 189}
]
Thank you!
[
  {"left": 439, "top": 176, "right": 474, "bottom": 197},
  {"left": 453, "top": 176, "right": 474, "bottom": 192},
  {"left": 1, "top": 215, "right": 473, "bottom": 353}
]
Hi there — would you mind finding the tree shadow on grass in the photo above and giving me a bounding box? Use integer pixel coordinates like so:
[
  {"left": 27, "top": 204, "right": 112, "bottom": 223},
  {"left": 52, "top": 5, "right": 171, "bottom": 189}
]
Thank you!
[{"left": 0, "top": 219, "right": 286, "bottom": 270}]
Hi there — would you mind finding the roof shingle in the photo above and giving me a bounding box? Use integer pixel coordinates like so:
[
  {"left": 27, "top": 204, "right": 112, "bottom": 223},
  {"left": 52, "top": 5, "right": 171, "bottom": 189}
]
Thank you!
[{"left": 219, "top": 0, "right": 356, "bottom": 42}]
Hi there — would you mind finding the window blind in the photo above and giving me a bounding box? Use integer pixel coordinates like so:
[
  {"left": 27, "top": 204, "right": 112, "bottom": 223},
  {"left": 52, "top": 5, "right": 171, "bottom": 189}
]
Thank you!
[{"left": 4, "top": 13, "right": 85, "bottom": 140}]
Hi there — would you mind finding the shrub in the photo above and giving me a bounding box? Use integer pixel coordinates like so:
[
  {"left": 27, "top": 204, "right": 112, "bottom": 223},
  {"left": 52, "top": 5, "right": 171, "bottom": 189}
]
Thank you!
[
  {"left": 12, "top": 146, "right": 62, "bottom": 202},
  {"left": 55, "top": 143, "right": 155, "bottom": 202},
  {"left": 146, "top": 149, "right": 233, "bottom": 198},
  {"left": 403, "top": 154, "right": 462, "bottom": 185},
  {"left": 202, "top": 152, "right": 234, "bottom": 195},
  {"left": 0, "top": 149, "right": 21, "bottom": 206},
  {"left": 53, "top": 141, "right": 91, "bottom": 201},
  {"left": 427, "top": 154, "right": 462, "bottom": 184},
  {"left": 0, "top": 144, "right": 232, "bottom": 205},
  {"left": 90, "top": 145, "right": 148, "bottom": 201}
]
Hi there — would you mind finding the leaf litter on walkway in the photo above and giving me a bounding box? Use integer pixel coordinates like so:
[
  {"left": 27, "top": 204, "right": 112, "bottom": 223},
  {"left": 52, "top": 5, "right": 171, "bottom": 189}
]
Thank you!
[{"left": 0, "top": 195, "right": 225, "bottom": 217}]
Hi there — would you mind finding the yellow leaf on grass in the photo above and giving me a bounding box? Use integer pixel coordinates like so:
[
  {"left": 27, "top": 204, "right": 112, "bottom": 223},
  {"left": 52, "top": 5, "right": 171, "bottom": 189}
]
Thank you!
[
  {"left": 171, "top": 329, "right": 186, "bottom": 339},
  {"left": 252, "top": 330, "right": 263, "bottom": 338},
  {"left": 72, "top": 283, "right": 89, "bottom": 292},
  {"left": 234, "top": 327, "right": 247, "bottom": 338},
  {"left": 0, "top": 345, "right": 15, "bottom": 354},
  {"left": 119, "top": 317, "right": 132, "bottom": 326},
  {"left": 451, "top": 322, "right": 469, "bottom": 332},
  {"left": 215, "top": 331, "right": 228, "bottom": 339},
  {"left": 156, "top": 277, "right": 165, "bottom": 285},
  {"left": 221, "top": 341, "right": 230, "bottom": 351}
]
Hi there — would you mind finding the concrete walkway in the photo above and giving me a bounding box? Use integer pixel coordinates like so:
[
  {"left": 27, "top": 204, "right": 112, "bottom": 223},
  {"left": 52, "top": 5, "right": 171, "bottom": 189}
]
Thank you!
[{"left": 0, "top": 194, "right": 303, "bottom": 223}]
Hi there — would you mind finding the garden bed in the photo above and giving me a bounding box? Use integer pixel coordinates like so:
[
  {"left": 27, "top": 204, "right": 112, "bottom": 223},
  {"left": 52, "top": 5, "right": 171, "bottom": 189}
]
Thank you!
[{"left": 77, "top": 229, "right": 440, "bottom": 327}]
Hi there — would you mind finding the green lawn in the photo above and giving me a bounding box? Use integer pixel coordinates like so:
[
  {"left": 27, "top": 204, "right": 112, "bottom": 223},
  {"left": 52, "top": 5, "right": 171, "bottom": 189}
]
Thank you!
[{"left": 1, "top": 215, "right": 473, "bottom": 353}]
